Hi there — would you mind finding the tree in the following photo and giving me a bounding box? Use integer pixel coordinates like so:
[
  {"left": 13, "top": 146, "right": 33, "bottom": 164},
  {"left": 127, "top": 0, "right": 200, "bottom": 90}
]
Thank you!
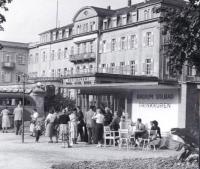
[{"left": 159, "top": 0, "right": 200, "bottom": 75}]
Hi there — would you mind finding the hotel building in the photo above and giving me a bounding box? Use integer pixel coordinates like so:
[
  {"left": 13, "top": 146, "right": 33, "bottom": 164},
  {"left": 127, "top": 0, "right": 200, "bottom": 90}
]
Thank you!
[{"left": 27, "top": 0, "right": 199, "bottom": 132}]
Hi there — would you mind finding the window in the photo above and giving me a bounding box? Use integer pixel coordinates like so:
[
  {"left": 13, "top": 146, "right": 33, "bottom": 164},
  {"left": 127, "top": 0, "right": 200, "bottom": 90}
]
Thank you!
[
  {"left": 17, "top": 55, "right": 26, "bottom": 65},
  {"left": 119, "top": 62, "right": 125, "bottom": 74},
  {"left": 29, "top": 54, "right": 32, "bottom": 64},
  {"left": 42, "top": 52, "right": 46, "bottom": 62},
  {"left": 122, "top": 15, "right": 127, "bottom": 25},
  {"left": 144, "top": 9, "right": 150, "bottom": 20},
  {"left": 111, "top": 39, "right": 116, "bottom": 52},
  {"left": 103, "top": 19, "right": 108, "bottom": 30},
  {"left": 76, "top": 66, "right": 80, "bottom": 74},
  {"left": 102, "top": 40, "right": 106, "bottom": 53},
  {"left": 77, "top": 44, "right": 80, "bottom": 54},
  {"left": 145, "top": 59, "right": 152, "bottom": 75},
  {"left": 121, "top": 37, "right": 126, "bottom": 50},
  {"left": 110, "top": 63, "right": 115, "bottom": 73},
  {"left": 52, "top": 32, "right": 57, "bottom": 41},
  {"left": 58, "top": 30, "right": 62, "bottom": 39},
  {"left": 51, "top": 69, "right": 55, "bottom": 77},
  {"left": 71, "top": 46, "right": 74, "bottom": 55},
  {"left": 90, "top": 41, "right": 94, "bottom": 53},
  {"left": 58, "top": 49, "right": 61, "bottom": 60},
  {"left": 85, "top": 23, "right": 88, "bottom": 32},
  {"left": 77, "top": 25, "right": 81, "bottom": 34},
  {"left": 89, "top": 65, "right": 93, "bottom": 73},
  {"left": 82, "top": 43, "right": 86, "bottom": 53},
  {"left": 130, "top": 12, "right": 137, "bottom": 23},
  {"left": 35, "top": 53, "right": 39, "bottom": 63},
  {"left": 51, "top": 50, "right": 55, "bottom": 61},
  {"left": 70, "top": 67, "right": 74, "bottom": 75},
  {"left": 42, "top": 70, "right": 46, "bottom": 76},
  {"left": 64, "top": 29, "right": 69, "bottom": 38},
  {"left": 64, "top": 48, "right": 68, "bottom": 59},
  {"left": 4, "top": 72, "right": 11, "bottom": 82},
  {"left": 57, "top": 69, "right": 61, "bottom": 77},
  {"left": 146, "top": 32, "right": 152, "bottom": 46},
  {"left": 111, "top": 18, "right": 117, "bottom": 28},
  {"left": 130, "top": 35, "right": 137, "bottom": 49},
  {"left": 130, "top": 60, "right": 136, "bottom": 75},
  {"left": 90, "top": 22, "right": 96, "bottom": 31},
  {"left": 64, "top": 68, "right": 68, "bottom": 76}
]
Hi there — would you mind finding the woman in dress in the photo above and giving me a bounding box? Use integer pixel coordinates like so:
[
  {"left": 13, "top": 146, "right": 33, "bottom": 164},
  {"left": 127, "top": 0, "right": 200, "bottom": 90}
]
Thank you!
[
  {"left": 69, "top": 108, "right": 78, "bottom": 145},
  {"left": 30, "top": 108, "right": 39, "bottom": 136},
  {"left": 1, "top": 107, "right": 11, "bottom": 133},
  {"left": 45, "top": 109, "right": 59, "bottom": 143}
]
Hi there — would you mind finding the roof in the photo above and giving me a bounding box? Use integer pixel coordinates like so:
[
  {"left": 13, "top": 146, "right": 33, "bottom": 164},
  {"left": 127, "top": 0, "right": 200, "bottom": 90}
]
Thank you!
[{"left": 0, "top": 40, "right": 29, "bottom": 49}]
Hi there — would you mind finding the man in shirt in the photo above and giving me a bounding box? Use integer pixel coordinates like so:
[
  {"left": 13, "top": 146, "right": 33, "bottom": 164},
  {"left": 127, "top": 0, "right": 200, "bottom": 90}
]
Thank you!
[
  {"left": 13, "top": 102, "right": 23, "bottom": 135},
  {"left": 103, "top": 107, "right": 113, "bottom": 126},
  {"left": 76, "top": 106, "right": 84, "bottom": 142},
  {"left": 58, "top": 108, "right": 71, "bottom": 148},
  {"left": 84, "top": 106, "right": 95, "bottom": 144}
]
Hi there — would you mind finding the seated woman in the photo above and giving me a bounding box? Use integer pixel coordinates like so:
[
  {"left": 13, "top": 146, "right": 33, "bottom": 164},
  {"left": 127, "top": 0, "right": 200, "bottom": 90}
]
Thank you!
[{"left": 150, "top": 120, "right": 161, "bottom": 139}]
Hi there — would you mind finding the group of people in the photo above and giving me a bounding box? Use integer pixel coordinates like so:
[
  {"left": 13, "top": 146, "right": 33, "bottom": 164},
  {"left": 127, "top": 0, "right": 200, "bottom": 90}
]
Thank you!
[{"left": 0, "top": 102, "right": 161, "bottom": 148}]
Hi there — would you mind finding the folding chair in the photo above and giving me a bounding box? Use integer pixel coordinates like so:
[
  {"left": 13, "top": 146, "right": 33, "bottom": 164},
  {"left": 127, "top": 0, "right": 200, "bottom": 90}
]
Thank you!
[
  {"left": 142, "top": 129, "right": 157, "bottom": 150},
  {"left": 118, "top": 129, "right": 131, "bottom": 150},
  {"left": 103, "top": 126, "right": 118, "bottom": 147}
]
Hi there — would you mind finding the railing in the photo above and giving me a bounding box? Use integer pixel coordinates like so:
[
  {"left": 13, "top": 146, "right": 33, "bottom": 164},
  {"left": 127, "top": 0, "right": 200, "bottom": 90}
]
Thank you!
[
  {"left": 63, "top": 65, "right": 138, "bottom": 77},
  {"left": 1, "top": 62, "right": 15, "bottom": 69},
  {"left": 69, "top": 52, "right": 96, "bottom": 63}
]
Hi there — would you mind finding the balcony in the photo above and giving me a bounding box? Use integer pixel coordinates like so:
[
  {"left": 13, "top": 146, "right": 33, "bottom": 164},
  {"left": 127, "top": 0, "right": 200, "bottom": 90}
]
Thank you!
[
  {"left": 69, "top": 52, "right": 96, "bottom": 63},
  {"left": 63, "top": 66, "right": 140, "bottom": 78},
  {"left": 1, "top": 62, "right": 15, "bottom": 69}
]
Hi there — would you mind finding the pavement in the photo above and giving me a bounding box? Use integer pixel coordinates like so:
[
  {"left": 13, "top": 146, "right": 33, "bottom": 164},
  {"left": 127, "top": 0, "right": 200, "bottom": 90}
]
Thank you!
[{"left": 0, "top": 132, "right": 180, "bottom": 169}]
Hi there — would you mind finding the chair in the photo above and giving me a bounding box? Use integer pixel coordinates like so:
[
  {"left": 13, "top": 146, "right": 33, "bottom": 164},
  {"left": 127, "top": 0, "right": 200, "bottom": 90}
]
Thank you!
[
  {"left": 142, "top": 130, "right": 157, "bottom": 150},
  {"left": 118, "top": 129, "right": 131, "bottom": 150},
  {"left": 103, "top": 126, "right": 118, "bottom": 147}
]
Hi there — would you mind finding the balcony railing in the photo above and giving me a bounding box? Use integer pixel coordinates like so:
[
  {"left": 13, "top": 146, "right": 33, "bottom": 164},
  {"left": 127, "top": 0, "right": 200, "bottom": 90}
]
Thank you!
[
  {"left": 1, "top": 62, "right": 15, "bottom": 69},
  {"left": 69, "top": 52, "right": 96, "bottom": 63},
  {"left": 63, "top": 66, "right": 140, "bottom": 78}
]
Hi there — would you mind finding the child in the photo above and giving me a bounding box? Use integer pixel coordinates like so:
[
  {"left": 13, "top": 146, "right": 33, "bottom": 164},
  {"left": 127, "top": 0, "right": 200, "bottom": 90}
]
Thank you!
[{"left": 35, "top": 121, "right": 42, "bottom": 142}]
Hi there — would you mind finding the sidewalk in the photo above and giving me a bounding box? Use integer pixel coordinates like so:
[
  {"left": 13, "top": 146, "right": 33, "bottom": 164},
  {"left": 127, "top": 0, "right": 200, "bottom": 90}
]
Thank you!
[{"left": 0, "top": 132, "right": 180, "bottom": 169}]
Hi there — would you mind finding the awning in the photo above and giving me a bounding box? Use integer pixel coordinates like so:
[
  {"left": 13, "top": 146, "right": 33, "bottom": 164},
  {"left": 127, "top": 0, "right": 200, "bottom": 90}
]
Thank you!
[{"left": 61, "top": 82, "right": 180, "bottom": 94}]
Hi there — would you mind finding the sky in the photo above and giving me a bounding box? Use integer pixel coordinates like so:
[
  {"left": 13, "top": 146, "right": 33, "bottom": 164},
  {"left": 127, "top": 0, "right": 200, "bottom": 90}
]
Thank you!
[{"left": 0, "top": 0, "right": 143, "bottom": 43}]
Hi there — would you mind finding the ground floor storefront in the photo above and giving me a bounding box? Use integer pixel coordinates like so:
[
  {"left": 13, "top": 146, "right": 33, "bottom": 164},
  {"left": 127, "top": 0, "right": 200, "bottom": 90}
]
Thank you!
[{"left": 62, "top": 74, "right": 200, "bottom": 132}]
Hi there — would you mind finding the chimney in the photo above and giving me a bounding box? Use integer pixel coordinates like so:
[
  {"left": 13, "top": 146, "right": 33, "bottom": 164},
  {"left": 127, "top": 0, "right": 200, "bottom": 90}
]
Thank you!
[
  {"left": 107, "top": 5, "right": 111, "bottom": 10},
  {"left": 128, "top": 0, "right": 132, "bottom": 7}
]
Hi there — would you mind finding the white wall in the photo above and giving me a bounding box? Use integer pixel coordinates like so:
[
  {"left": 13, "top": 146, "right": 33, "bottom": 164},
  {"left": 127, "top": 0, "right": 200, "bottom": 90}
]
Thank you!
[{"left": 132, "top": 89, "right": 179, "bottom": 132}]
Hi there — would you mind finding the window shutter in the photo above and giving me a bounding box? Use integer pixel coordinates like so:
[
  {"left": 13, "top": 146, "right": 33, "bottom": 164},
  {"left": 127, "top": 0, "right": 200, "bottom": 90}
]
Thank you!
[
  {"left": 151, "top": 32, "right": 154, "bottom": 46},
  {"left": 142, "top": 33, "right": 146, "bottom": 47},
  {"left": 151, "top": 59, "right": 154, "bottom": 75}
]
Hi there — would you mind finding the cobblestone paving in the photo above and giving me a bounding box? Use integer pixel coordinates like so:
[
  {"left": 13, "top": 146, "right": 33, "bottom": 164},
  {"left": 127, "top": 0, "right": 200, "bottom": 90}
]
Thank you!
[{"left": 0, "top": 133, "right": 180, "bottom": 169}]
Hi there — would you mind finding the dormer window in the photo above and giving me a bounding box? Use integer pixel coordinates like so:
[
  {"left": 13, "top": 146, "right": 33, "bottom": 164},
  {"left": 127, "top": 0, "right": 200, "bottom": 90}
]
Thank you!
[
  {"left": 144, "top": 9, "right": 150, "bottom": 20},
  {"left": 58, "top": 30, "right": 62, "bottom": 39},
  {"left": 64, "top": 29, "right": 69, "bottom": 38},
  {"left": 52, "top": 32, "right": 56, "bottom": 41},
  {"left": 103, "top": 19, "right": 108, "bottom": 30},
  {"left": 122, "top": 15, "right": 127, "bottom": 25},
  {"left": 111, "top": 17, "right": 117, "bottom": 28},
  {"left": 130, "top": 12, "right": 137, "bottom": 23}
]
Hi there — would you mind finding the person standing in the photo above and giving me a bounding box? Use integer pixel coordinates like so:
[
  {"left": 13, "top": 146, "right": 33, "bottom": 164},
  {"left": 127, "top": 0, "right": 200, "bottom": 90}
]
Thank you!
[
  {"left": 103, "top": 107, "right": 113, "bottom": 126},
  {"left": 76, "top": 106, "right": 84, "bottom": 142},
  {"left": 92, "top": 108, "right": 104, "bottom": 147},
  {"left": 69, "top": 108, "right": 78, "bottom": 145},
  {"left": 84, "top": 106, "right": 95, "bottom": 144},
  {"left": 1, "top": 107, "right": 11, "bottom": 133},
  {"left": 13, "top": 102, "right": 23, "bottom": 135},
  {"left": 30, "top": 108, "right": 39, "bottom": 136},
  {"left": 35, "top": 121, "right": 42, "bottom": 142},
  {"left": 58, "top": 108, "right": 71, "bottom": 148}
]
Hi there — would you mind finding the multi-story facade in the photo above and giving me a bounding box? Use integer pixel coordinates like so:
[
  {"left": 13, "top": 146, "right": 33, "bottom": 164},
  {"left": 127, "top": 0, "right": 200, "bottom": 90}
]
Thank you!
[
  {"left": 0, "top": 41, "right": 29, "bottom": 85},
  {"left": 28, "top": 0, "right": 199, "bottom": 132}
]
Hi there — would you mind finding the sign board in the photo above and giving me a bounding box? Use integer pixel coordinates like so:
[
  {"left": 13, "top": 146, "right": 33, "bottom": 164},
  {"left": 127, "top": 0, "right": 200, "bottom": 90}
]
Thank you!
[{"left": 63, "top": 76, "right": 96, "bottom": 86}]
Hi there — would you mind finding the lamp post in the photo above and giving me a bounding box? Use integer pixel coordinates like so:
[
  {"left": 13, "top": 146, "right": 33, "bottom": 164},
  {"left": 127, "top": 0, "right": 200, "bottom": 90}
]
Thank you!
[{"left": 22, "top": 74, "right": 26, "bottom": 143}]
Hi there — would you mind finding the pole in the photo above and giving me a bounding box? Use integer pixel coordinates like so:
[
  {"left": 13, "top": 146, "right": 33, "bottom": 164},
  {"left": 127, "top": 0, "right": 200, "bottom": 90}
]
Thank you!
[
  {"left": 56, "top": 0, "right": 59, "bottom": 28},
  {"left": 22, "top": 74, "right": 25, "bottom": 143}
]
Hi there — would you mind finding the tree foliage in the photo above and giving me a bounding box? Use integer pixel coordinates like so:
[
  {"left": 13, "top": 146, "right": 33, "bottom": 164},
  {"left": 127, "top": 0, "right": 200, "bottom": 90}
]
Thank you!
[
  {"left": 160, "top": 0, "right": 200, "bottom": 74},
  {"left": 0, "top": 0, "right": 12, "bottom": 49}
]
